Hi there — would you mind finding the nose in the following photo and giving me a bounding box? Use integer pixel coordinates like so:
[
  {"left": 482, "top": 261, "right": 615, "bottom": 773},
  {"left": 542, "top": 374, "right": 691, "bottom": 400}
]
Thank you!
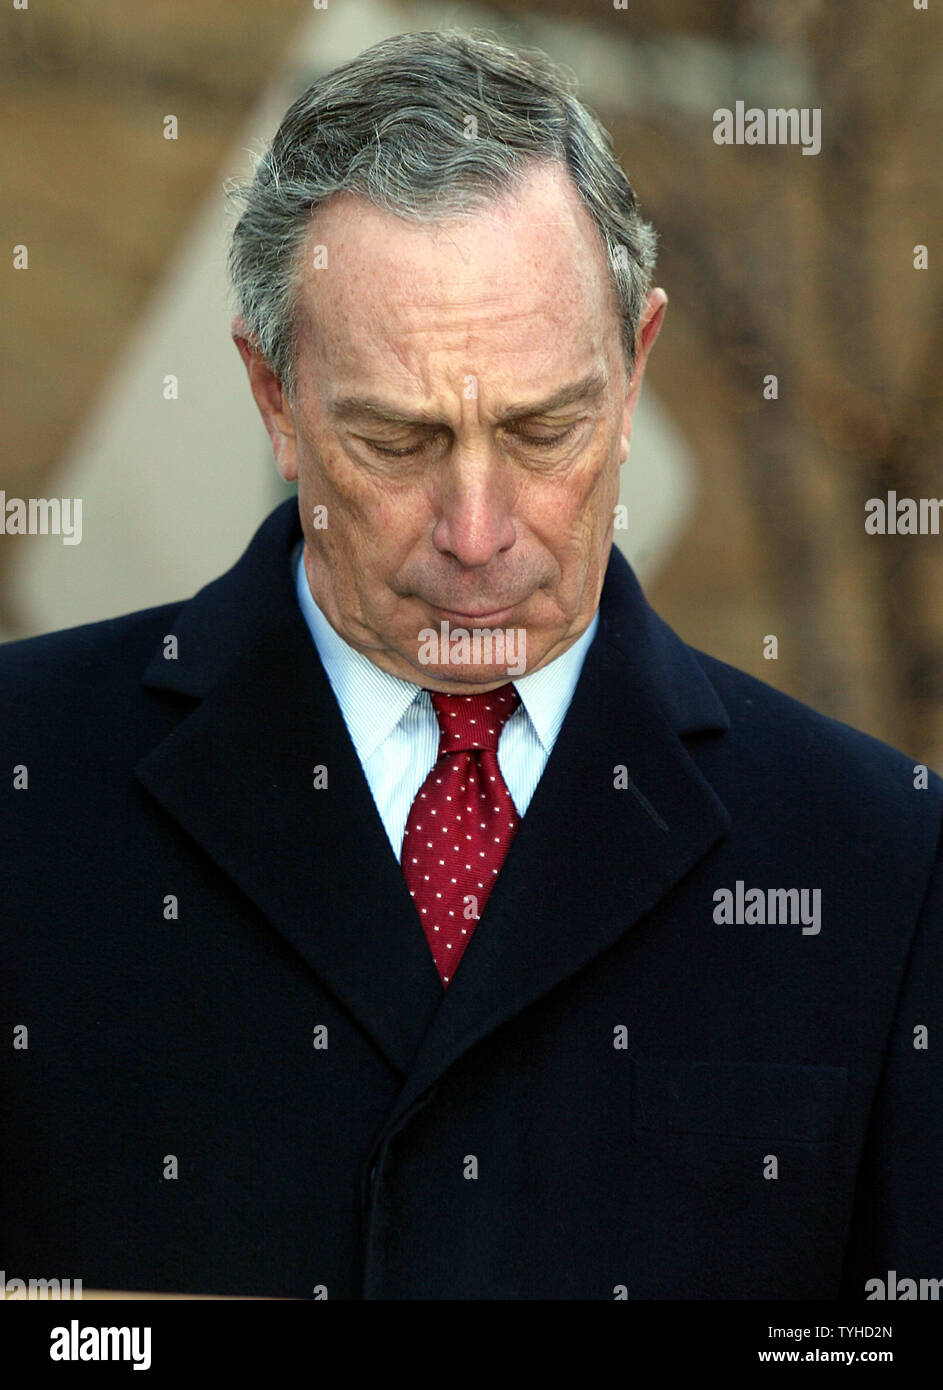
[{"left": 430, "top": 449, "right": 517, "bottom": 569}]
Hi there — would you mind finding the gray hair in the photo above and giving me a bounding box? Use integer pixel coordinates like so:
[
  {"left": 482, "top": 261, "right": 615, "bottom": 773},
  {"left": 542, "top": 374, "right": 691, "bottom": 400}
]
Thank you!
[{"left": 227, "top": 27, "right": 658, "bottom": 401}]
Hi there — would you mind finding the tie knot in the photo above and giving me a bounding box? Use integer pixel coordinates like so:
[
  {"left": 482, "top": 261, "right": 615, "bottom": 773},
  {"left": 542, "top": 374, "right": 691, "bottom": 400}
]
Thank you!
[{"left": 429, "top": 684, "right": 520, "bottom": 756}]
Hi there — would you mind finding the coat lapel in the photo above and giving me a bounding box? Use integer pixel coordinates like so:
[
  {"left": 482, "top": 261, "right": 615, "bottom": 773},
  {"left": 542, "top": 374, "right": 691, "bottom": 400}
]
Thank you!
[
  {"left": 134, "top": 500, "right": 732, "bottom": 1109},
  {"left": 134, "top": 500, "right": 444, "bottom": 1076},
  {"left": 386, "top": 551, "right": 733, "bottom": 1121}
]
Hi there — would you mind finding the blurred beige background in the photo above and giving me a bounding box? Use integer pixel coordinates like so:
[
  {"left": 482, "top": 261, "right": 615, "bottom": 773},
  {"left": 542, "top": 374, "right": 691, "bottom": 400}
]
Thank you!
[{"left": 3, "top": 0, "right": 942, "bottom": 768}]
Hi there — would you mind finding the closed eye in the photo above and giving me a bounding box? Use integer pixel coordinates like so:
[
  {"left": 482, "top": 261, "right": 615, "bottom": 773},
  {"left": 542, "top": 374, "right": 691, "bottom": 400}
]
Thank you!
[
  {"left": 510, "top": 424, "right": 578, "bottom": 449},
  {"left": 365, "top": 423, "right": 578, "bottom": 458},
  {"left": 367, "top": 438, "right": 432, "bottom": 458}
]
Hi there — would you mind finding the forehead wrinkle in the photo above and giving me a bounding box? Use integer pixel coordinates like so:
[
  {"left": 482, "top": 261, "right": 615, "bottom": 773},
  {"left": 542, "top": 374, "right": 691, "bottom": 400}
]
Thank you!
[
  {"left": 365, "top": 295, "right": 550, "bottom": 331},
  {"left": 358, "top": 301, "right": 583, "bottom": 377},
  {"left": 330, "top": 368, "right": 608, "bottom": 427}
]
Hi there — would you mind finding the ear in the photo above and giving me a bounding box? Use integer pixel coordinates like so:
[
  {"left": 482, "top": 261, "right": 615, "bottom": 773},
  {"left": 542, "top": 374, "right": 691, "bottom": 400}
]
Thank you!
[
  {"left": 619, "top": 288, "right": 667, "bottom": 460},
  {"left": 231, "top": 316, "right": 298, "bottom": 484}
]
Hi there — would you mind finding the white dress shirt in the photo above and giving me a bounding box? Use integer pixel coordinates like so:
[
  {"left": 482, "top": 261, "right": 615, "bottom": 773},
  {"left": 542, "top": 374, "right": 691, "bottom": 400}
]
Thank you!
[{"left": 293, "top": 542, "right": 599, "bottom": 862}]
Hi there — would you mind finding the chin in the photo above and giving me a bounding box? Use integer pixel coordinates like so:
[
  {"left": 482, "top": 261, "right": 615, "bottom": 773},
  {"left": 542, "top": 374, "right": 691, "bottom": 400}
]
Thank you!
[
  {"left": 417, "top": 668, "right": 522, "bottom": 691},
  {"left": 412, "top": 621, "right": 530, "bottom": 681}
]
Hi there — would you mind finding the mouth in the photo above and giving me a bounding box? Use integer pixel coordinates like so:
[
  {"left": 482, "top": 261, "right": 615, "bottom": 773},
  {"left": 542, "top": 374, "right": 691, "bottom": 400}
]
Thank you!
[{"left": 432, "top": 604, "right": 520, "bottom": 625}]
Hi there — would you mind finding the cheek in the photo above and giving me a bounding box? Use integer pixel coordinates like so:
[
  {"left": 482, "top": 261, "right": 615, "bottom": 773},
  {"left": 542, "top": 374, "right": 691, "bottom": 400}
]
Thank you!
[
  {"left": 299, "top": 443, "right": 385, "bottom": 541},
  {"left": 547, "top": 441, "right": 619, "bottom": 526},
  {"left": 299, "top": 438, "right": 359, "bottom": 510},
  {"left": 315, "top": 471, "right": 432, "bottom": 588},
  {"left": 584, "top": 441, "right": 622, "bottom": 515}
]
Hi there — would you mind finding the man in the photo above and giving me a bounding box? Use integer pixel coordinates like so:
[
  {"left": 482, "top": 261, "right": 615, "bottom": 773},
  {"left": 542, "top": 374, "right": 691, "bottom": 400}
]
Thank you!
[{"left": 2, "top": 29, "right": 941, "bottom": 1301}]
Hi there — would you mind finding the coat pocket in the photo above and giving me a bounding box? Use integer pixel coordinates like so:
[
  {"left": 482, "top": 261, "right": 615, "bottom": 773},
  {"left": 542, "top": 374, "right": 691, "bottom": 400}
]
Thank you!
[{"left": 632, "top": 1058, "right": 848, "bottom": 1144}]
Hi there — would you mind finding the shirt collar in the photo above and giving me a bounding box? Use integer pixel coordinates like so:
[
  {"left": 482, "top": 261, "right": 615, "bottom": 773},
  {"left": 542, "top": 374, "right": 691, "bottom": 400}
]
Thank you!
[
  {"left": 513, "top": 608, "right": 599, "bottom": 752},
  {"left": 294, "top": 542, "right": 599, "bottom": 760}
]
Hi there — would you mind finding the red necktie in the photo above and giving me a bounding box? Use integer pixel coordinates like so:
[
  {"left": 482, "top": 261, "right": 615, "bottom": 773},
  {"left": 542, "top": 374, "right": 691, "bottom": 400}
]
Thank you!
[{"left": 402, "top": 684, "right": 521, "bottom": 986}]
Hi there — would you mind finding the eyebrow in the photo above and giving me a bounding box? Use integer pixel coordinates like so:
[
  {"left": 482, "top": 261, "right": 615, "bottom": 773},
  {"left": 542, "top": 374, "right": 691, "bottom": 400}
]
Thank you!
[{"left": 330, "top": 369, "right": 608, "bottom": 427}]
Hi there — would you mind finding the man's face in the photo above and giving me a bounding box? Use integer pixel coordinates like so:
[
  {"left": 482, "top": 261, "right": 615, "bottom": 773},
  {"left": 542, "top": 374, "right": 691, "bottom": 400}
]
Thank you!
[{"left": 236, "top": 160, "right": 665, "bottom": 691}]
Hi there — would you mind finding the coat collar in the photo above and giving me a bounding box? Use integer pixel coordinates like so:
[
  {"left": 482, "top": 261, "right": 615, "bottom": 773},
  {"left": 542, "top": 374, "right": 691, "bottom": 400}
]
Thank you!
[{"left": 136, "top": 499, "right": 731, "bottom": 1114}]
